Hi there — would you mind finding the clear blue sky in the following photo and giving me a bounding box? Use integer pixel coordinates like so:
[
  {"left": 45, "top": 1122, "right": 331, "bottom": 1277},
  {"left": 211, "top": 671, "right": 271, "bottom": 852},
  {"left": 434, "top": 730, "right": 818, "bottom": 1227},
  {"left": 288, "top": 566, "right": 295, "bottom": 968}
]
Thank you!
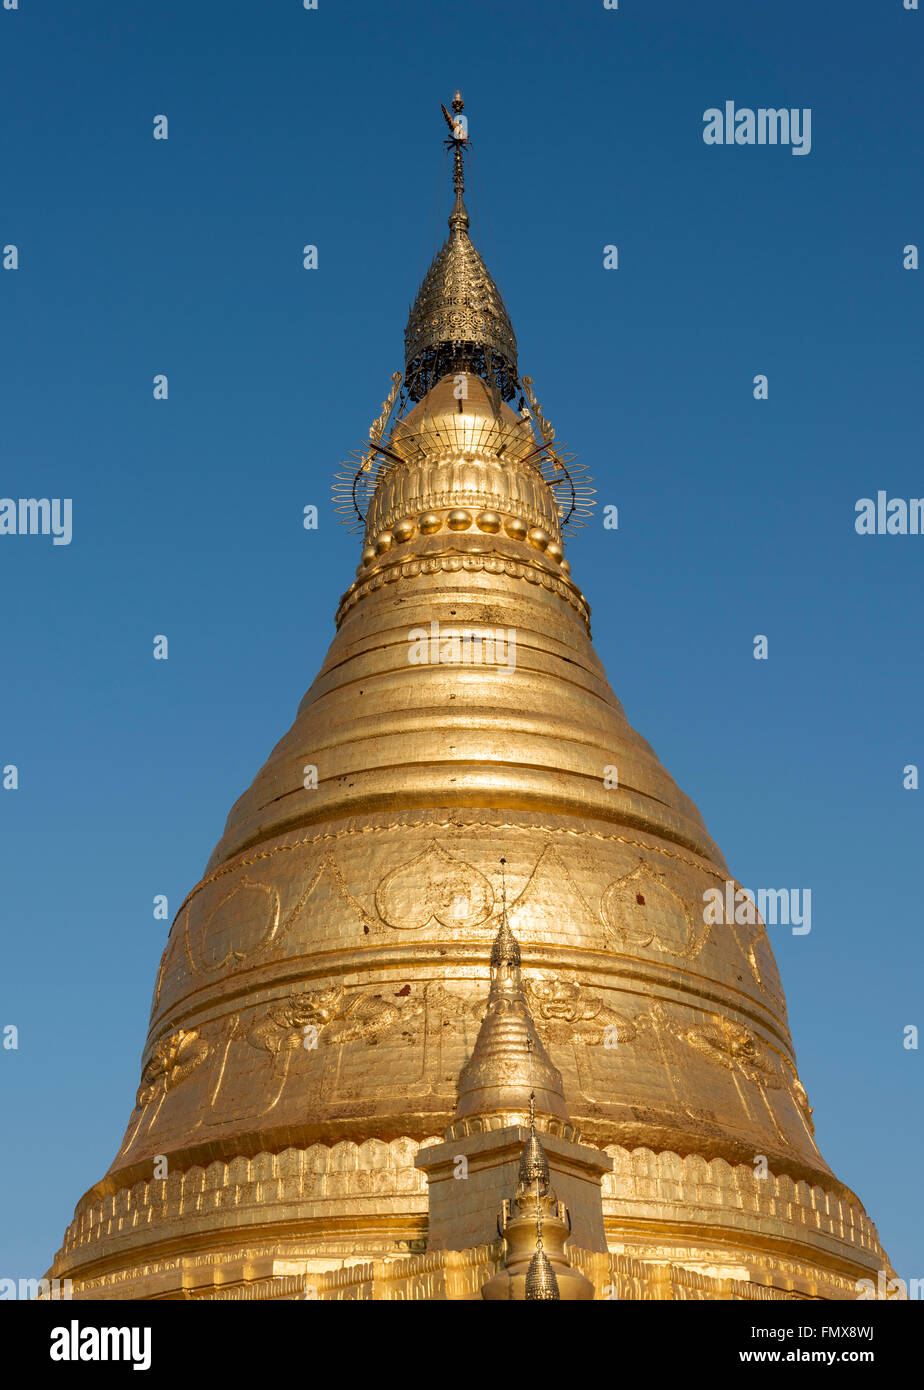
[{"left": 1, "top": 0, "right": 921, "bottom": 1285}]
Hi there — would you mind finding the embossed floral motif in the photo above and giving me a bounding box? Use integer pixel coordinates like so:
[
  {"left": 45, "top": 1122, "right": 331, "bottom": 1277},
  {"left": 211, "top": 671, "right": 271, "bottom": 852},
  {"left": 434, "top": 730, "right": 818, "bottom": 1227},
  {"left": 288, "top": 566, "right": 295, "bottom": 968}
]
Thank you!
[
  {"left": 323, "top": 990, "right": 427, "bottom": 1046},
  {"left": 247, "top": 984, "right": 427, "bottom": 1053},
  {"left": 678, "top": 1018, "right": 782, "bottom": 1087},
  {"left": 135, "top": 1029, "right": 210, "bottom": 1108},
  {"left": 525, "top": 977, "right": 639, "bottom": 1046},
  {"left": 247, "top": 986, "right": 348, "bottom": 1055}
]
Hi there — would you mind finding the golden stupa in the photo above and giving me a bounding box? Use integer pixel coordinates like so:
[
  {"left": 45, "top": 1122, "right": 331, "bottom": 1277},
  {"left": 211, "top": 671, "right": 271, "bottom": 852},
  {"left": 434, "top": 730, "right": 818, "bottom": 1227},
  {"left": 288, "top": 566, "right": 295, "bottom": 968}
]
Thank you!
[{"left": 49, "top": 95, "right": 892, "bottom": 1301}]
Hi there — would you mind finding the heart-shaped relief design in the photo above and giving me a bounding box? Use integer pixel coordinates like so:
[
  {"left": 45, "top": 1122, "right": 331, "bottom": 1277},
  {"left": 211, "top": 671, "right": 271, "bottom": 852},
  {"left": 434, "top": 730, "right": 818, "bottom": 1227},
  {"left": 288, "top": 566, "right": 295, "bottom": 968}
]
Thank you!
[
  {"left": 600, "top": 861, "right": 700, "bottom": 957},
  {"left": 186, "top": 876, "right": 281, "bottom": 973},
  {"left": 375, "top": 841, "right": 494, "bottom": 930}
]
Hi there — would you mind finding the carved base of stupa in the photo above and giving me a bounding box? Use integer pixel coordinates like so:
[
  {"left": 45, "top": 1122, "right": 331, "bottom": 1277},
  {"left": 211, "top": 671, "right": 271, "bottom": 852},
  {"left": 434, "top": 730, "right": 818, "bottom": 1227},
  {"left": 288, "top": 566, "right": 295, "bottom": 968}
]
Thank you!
[
  {"left": 49, "top": 1242, "right": 870, "bottom": 1302},
  {"left": 50, "top": 1135, "right": 890, "bottom": 1301}
]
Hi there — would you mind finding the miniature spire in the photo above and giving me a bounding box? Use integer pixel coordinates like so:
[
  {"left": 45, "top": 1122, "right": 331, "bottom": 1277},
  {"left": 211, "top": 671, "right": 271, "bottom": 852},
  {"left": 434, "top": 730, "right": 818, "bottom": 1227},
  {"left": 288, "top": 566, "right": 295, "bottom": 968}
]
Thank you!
[
  {"left": 522, "top": 1039, "right": 560, "bottom": 1300},
  {"left": 451, "top": 858, "right": 570, "bottom": 1130},
  {"left": 490, "top": 856, "right": 521, "bottom": 970},
  {"left": 517, "top": 1037, "right": 551, "bottom": 1192}
]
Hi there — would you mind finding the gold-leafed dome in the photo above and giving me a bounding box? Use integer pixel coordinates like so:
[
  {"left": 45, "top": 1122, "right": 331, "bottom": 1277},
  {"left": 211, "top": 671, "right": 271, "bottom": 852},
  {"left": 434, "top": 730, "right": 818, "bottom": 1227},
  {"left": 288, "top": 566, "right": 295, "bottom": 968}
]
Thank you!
[{"left": 393, "top": 371, "right": 525, "bottom": 443}]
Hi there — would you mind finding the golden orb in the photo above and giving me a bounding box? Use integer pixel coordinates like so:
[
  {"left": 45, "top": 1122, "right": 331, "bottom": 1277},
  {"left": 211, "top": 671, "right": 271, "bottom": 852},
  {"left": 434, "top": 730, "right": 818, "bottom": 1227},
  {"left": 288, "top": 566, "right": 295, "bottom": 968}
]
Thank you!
[
  {"left": 418, "top": 511, "right": 442, "bottom": 534},
  {"left": 447, "top": 509, "right": 473, "bottom": 531}
]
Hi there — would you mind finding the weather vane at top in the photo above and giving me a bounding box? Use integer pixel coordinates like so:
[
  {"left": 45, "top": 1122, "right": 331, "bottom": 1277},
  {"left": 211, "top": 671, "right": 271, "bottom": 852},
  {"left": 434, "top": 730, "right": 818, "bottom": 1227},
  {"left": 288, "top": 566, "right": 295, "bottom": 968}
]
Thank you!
[
  {"left": 440, "top": 91, "right": 469, "bottom": 203},
  {"left": 441, "top": 90, "right": 468, "bottom": 143}
]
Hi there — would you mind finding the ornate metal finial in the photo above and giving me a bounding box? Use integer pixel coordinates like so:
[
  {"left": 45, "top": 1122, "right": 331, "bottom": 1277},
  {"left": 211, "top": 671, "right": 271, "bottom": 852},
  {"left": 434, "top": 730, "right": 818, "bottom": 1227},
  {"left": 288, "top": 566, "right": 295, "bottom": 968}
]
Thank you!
[
  {"left": 524, "top": 1245, "right": 560, "bottom": 1300},
  {"left": 518, "top": 1129, "right": 550, "bottom": 1190},
  {"left": 521, "top": 376, "right": 565, "bottom": 473},
  {"left": 403, "top": 95, "right": 518, "bottom": 402},
  {"left": 527, "top": 1033, "right": 534, "bottom": 1129},
  {"left": 490, "top": 857, "right": 521, "bottom": 969},
  {"left": 359, "top": 370, "right": 403, "bottom": 472},
  {"left": 441, "top": 91, "right": 469, "bottom": 235},
  {"left": 519, "top": 1039, "right": 547, "bottom": 1189},
  {"left": 518, "top": 1034, "right": 551, "bottom": 1191},
  {"left": 525, "top": 1153, "right": 560, "bottom": 1301},
  {"left": 335, "top": 98, "right": 596, "bottom": 535},
  {"left": 525, "top": 1082, "right": 559, "bottom": 1302}
]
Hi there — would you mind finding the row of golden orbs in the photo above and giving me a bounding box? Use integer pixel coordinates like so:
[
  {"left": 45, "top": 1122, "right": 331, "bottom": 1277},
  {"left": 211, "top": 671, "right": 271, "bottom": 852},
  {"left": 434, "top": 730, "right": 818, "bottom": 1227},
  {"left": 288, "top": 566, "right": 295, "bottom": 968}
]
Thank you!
[{"left": 360, "top": 509, "right": 570, "bottom": 572}]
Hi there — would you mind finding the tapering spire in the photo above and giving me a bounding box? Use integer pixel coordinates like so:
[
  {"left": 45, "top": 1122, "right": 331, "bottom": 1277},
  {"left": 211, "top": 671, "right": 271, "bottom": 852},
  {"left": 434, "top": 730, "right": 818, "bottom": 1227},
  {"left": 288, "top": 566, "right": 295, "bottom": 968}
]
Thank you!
[{"left": 404, "top": 93, "right": 518, "bottom": 402}]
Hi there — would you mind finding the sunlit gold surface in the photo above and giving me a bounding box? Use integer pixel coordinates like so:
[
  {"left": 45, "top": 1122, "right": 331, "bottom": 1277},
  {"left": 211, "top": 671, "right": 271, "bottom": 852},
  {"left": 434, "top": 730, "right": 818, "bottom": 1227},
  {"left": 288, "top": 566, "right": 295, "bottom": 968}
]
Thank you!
[{"left": 48, "top": 105, "right": 894, "bottom": 1301}]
